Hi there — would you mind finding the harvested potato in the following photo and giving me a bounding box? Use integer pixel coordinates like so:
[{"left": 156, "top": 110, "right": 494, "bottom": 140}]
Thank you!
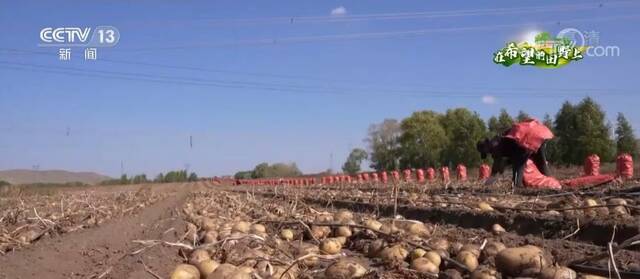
[
  {"left": 456, "top": 250, "right": 478, "bottom": 271},
  {"left": 196, "top": 260, "right": 220, "bottom": 277},
  {"left": 477, "top": 202, "right": 494, "bottom": 211},
  {"left": 315, "top": 213, "right": 334, "bottom": 223},
  {"left": 539, "top": 265, "right": 577, "bottom": 279},
  {"left": 491, "top": 223, "right": 506, "bottom": 234},
  {"left": 310, "top": 225, "right": 331, "bottom": 239},
  {"left": 430, "top": 238, "right": 450, "bottom": 251},
  {"left": 583, "top": 198, "right": 598, "bottom": 216},
  {"left": 411, "top": 257, "right": 439, "bottom": 273},
  {"left": 334, "top": 210, "right": 354, "bottom": 222},
  {"left": 460, "top": 244, "right": 480, "bottom": 257},
  {"left": 410, "top": 248, "right": 427, "bottom": 260},
  {"left": 424, "top": 251, "right": 442, "bottom": 267},
  {"left": 470, "top": 266, "right": 497, "bottom": 279},
  {"left": 189, "top": 249, "right": 211, "bottom": 265},
  {"left": 364, "top": 219, "right": 382, "bottom": 231},
  {"left": 335, "top": 236, "right": 347, "bottom": 246},
  {"left": 231, "top": 221, "right": 250, "bottom": 233},
  {"left": 207, "top": 263, "right": 250, "bottom": 279},
  {"left": 379, "top": 222, "right": 401, "bottom": 234},
  {"left": 495, "top": 245, "right": 551, "bottom": 277},
  {"left": 320, "top": 238, "right": 343, "bottom": 255},
  {"left": 280, "top": 229, "right": 294, "bottom": 241},
  {"left": 171, "top": 264, "right": 200, "bottom": 279},
  {"left": 380, "top": 245, "right": 408, "bottom": 264},
  {"left": 335, "top": 226, "right": 352, "bottom": 237},
  {"left": 325, "top": 259, "right": 367, "bottom": 278},
  {"left": 404, "top": 222, "right": 430, "bottom": 236}
]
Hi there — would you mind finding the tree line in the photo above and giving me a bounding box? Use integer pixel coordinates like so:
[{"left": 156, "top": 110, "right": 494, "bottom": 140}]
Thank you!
[
  {"left": 100, "top": 169, "right": 198, "bottom": 185},
  {"left": 234, "top": 162, "right": 302, "bottom": 179},
  {"left": 342, "top": 97, "right": 637, "bottom": 174}
]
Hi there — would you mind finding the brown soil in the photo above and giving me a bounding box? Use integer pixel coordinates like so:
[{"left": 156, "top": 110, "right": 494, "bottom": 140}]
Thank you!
[{"left": 0, "top": 182, "right": 196, "bottom": 279}]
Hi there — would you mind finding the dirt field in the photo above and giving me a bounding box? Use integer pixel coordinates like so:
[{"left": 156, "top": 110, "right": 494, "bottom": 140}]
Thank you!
[{"left": 1, "top": 180, "right": 640, "bottom": 279}]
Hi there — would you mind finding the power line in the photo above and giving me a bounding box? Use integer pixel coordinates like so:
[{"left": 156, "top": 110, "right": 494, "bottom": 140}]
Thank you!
[
  {"left": 113, "top": 14, "right": 640, "bottom": 52},
  {"left": 1, "top": 61, "right": 634, "bottom": 99},
  {"left": 2, "top": 48, "right": 638, "bottom": 96},
  {"left": 125, "top": 1, "right": 636, "bottom": 27}
]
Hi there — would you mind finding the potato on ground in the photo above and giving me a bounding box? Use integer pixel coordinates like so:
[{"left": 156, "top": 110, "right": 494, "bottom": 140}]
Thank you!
[
  {"left": 411, "top": 257, "right": 439, "bottom": 273},
  {"left": 207, "top": 263, "right": 251, "bottom": 279},
  {"left": 495, "top": 245, "right": 551, "bottom": 277},
  {"left": 171, "top": 264, "right": 201, "bottom": 279},
  {"left": 539, "top": 266, "right": 577, "bottom": 279},
  {"left": 320, "top": 238, "right": 343, "bottom": 255},
  {"left": 325, "top": 259, "right": 367, "bottom": 279},
  {"left": 380, "top": 245, "right": 408, "bottom": 264}
]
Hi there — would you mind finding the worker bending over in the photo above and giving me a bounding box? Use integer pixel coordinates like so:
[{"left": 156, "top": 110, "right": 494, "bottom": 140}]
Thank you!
[{"left": 476, "top": 118, "right": 553, "bottom": 187}]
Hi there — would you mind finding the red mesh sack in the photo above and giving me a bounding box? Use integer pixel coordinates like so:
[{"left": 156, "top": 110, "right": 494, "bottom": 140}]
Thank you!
[
  {"left": 456, "top": 164, "right": 467, "bottom": 182},
  {"left": 479, "top": 164, "right": 491, "bottom": 180},
  {"left": 426, "top": 168, "right": 435, "bottom": 181},
  {"left": 380, "top": 171, "right": 388, "bottom": 184},
  {"left": 371, "top": 172, "right": 379, "bottom": 182},
  {"left": 584, "top": 154, "right": 600, "bottom": 176},
  {"left": 561, "top": 174, "right": 615, "bottom": 188},
  {"left": 416, "top": 169, "right": 425, "bottom": 183},
  {"left": 362, "top": 172, "right": 370, "bottom": 182},
  {"left": 504, "top": 119, "right": 554, "bottom": 152},
  {"left": 617, "top": 153, "right": 634, "bottom": 179},
  {"left": 523, "top": 159, "right": 561, "bottom": 189},
  {"left": 440, "top": 167, "right": 450, "bottom": 183}
]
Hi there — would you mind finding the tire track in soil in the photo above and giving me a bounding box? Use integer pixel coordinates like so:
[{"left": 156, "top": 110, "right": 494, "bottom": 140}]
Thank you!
[{"left": 0, "top": 182, "right": 197, "bottom": 279}]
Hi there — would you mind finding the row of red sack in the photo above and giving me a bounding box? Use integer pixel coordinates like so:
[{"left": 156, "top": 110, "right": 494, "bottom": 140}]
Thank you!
[
  {"left": 235, "top": 164, "right": 490, "bottom": 186},
  {"left": 526, "top": 153, "right": 634, "bottom": 190}
]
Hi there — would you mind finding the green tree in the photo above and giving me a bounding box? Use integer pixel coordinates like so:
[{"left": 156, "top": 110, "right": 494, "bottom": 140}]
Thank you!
[
  {"left": 188, "top": 172, "right": 198, "bottom": 182},
  {"left": 440, "top": 108, "right": 487, "bottom": 167},
  {"left": 119, "top": 174, "right": 129, "bottom": 184},
  {"left": 488, "top": 109, "right": 514, "bottom": 137},
  {"left": 615, "top": 112, "right": 637, "bottom": 157},
  {"left": 234, "top": 170, "right": 253, "bottom": 179},
  {"left": 342, "top": 148, "right": 368, "bottom": 174},
  {"left": 366, "top": 119, "right": 401, "bottom": 171},
  {"left": 398, "top": 111, "right": 448, "bottom": 168},
  {"left": 515, "top": 110, "right": 530, "bottom": 122},
  {"left": 555, "top": 98, "right": 614, "bottom": 164},
  {"left": 251, "top": 163, "right": 269, "bottom": 178},
  {"left": 574, "top": 97, "right": 614, "bottom": 162},
  {"left": 542, "top": 114, "right": 561, "bottom": 164},
  {"left": 131, "top": 174, "right": 148, "bottom": 184},
  {"left": 554, "top": 101, "right": 578, "bottom": 165},
  {"left": 250, "top": 162, "right": 302, "bottom": 178}
]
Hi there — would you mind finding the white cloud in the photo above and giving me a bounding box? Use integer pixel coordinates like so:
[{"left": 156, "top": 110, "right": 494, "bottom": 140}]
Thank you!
[
  {"left": 330, "top": 6, "right": 347, "bottom": 16},
  {"left": 481, "top": 95, "right": 497, "bottom": 105}
]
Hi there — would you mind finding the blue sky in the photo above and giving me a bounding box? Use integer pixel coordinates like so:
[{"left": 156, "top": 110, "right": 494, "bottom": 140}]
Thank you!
[{"left": 0, "top": 0, "right": 639, "bottom": 177}]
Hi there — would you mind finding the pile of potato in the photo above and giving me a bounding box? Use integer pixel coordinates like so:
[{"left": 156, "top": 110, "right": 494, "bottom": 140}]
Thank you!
[{"left": 169, "top": 191, "right": 614, "bottom": 279}]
